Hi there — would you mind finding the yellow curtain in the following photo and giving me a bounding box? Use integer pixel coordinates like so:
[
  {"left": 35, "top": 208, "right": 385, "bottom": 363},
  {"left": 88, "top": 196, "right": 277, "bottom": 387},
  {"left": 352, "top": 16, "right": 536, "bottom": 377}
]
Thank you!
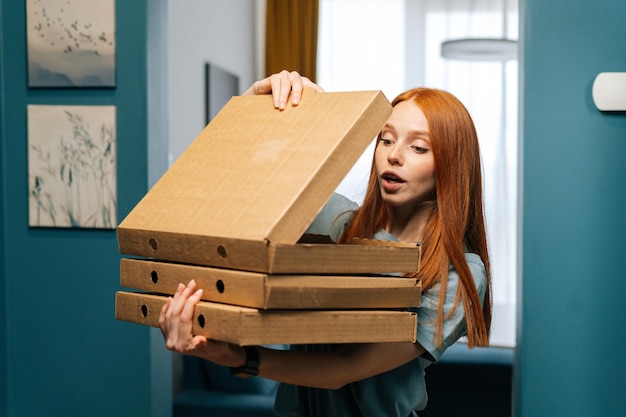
[{"left": 265, "top": 0, "right": 319, "bottom": 82}]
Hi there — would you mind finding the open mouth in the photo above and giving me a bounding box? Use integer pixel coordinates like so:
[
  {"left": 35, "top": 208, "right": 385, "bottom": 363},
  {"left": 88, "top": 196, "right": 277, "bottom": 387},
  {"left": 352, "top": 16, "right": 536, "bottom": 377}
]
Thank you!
[{"left": 382, "top": 172, "right": 405, "bottom": 183}]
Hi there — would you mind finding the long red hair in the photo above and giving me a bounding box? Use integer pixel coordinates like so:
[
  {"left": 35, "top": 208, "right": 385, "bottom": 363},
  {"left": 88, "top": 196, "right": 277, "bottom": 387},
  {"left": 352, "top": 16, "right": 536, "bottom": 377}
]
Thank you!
[{"left": 340, "top": 88, "right": 492, "bottom": 348}]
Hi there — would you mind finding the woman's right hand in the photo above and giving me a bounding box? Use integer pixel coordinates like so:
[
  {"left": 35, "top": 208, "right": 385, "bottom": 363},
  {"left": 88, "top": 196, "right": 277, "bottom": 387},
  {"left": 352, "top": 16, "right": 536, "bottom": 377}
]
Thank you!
[
  {"left": 243, "top": 70, "right": 324, "bottom": 110},
  {"left": 158, "top": 280, "right": 247, "bottom": 367}
]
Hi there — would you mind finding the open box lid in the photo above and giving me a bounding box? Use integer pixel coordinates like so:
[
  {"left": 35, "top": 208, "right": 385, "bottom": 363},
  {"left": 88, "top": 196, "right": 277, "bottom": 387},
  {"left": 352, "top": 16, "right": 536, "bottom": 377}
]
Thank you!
[{"left": 117, "top": 90, "right": 420, "bottom": 273}]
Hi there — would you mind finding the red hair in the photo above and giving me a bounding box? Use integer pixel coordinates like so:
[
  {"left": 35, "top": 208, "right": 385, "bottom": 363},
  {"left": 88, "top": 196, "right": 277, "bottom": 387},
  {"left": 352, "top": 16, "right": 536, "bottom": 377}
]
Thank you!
[{"left": 340, "top": 88, "right": 492, "bottom": 348}]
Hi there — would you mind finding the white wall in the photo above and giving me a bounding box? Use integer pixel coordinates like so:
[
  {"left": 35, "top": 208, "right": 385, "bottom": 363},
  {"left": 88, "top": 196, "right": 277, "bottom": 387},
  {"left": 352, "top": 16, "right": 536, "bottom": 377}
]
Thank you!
[
  {"left": 167, "top": 0, "right": 259, "bottom": 165},
  {"left": 157, "top": 2, "right": 259, "bottom": 410}
]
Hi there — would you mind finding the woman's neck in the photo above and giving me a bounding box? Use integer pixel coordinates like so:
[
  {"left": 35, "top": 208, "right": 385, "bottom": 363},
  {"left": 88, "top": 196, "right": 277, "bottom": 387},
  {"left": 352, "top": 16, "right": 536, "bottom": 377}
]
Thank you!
[{"left": 385, "top": 203, "right": 434, "bottom": 243}]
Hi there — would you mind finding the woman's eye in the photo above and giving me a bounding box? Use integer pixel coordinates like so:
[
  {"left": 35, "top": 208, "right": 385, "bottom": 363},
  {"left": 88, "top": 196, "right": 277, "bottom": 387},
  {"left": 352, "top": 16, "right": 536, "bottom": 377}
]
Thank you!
[
  {"left": 412, "top": 146, "right": 428, "bottom": 153},
  {"left": 379, "top": 137, "right": 393, "bottom": 145}
]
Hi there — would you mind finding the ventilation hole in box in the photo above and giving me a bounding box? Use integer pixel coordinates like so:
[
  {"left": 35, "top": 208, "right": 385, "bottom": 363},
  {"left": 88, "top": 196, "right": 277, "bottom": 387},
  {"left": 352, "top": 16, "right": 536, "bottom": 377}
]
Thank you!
[
  {"left": 216, "top": 279, "right": 225, "bottom": 293},
  {"left": 197, "top": 314, "right": 206, "bottom": 328},
  {"left": 141, "top": 304, "right": 148, "bottom": 318},
  {"left": 150, "top": 271, "right": 158, "bottom": 284},
  {"left": 217, "top": 245, "right": 228, "bottom": 258},
  {"left": 149, "top": 238, "right": 158, "bottom": 251}
]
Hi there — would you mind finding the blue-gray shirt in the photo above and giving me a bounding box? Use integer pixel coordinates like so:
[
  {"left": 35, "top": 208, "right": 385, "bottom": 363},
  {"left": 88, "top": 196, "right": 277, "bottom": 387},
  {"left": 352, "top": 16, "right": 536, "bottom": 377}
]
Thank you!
[{"left": 274, "top": 194, "right": 487, "bottom": 417}]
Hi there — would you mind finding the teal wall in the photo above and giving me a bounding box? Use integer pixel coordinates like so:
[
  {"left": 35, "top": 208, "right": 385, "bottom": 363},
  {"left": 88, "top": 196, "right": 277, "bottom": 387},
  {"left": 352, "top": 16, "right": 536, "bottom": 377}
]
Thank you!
[
  {"left": 519, "top": 0, "right": 626, "bottom": 416},
  {"left": 1, "top": 0, "right": 8, "bottom": 413},
  {"left": 3, "top": 0, "right": 626, "bottom": 416},
  {"left": 1, "top": 1, "right": 152, "bottom": 416}
]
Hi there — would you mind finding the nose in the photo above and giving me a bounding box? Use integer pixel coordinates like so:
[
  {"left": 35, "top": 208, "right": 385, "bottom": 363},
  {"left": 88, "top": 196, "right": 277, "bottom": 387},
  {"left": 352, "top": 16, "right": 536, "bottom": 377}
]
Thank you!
[{"left": 387, "top": 143, "right": 403, "bottom": 165}]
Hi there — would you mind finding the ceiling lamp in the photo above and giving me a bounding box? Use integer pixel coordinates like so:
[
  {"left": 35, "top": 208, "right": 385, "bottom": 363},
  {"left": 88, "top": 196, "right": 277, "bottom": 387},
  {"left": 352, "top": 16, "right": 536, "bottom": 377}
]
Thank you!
[
  {"left": 441, "top": 0, "right": 518, "bottom": 61},
  {"left": 441, "top": 38, "right": 517, "bottom": 61}
]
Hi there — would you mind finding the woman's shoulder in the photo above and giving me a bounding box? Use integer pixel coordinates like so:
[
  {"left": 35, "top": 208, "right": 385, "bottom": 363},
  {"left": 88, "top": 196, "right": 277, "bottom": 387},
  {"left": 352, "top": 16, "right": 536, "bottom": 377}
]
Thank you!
[
  {"left": 305, "top": 193, "right": 359, "bottom": 241},
  {"left": 464, "top": 253, "right": 485, "bottom": 270},
  {"left": 327, "top": 192, "right": 360, "bottom": 211},
  {"left": 461, "top": 253, "right": 488, "bottom": 297},
  {"left": 446, "top": 253, "right": 486, "bottom": 288}
]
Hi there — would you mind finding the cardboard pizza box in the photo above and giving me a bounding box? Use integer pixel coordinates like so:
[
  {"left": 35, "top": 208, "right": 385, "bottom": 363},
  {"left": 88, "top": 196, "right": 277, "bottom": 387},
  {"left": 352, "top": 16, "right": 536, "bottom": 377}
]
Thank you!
[
  {"left": 120, "top": 258, "right": 422, "bottom": 310},
  {"left": 116, "top": 90, "right": 421, "bottom": 274},
  {"left": 115, "top": 291, "right": 418, "bottom": 345}
]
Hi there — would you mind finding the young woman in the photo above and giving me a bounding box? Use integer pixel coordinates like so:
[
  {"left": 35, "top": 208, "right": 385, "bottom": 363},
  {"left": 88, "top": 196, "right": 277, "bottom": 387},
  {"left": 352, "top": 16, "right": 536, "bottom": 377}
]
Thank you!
[{"left": 159, "top": 70, "right": 492, "bottom": 417}]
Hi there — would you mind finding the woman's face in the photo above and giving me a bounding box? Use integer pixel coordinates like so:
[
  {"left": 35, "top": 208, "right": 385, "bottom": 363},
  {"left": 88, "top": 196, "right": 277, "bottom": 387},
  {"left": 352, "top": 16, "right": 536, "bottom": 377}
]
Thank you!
[{"left": 374, "top": 100, "right": 436, "bottom": 212}]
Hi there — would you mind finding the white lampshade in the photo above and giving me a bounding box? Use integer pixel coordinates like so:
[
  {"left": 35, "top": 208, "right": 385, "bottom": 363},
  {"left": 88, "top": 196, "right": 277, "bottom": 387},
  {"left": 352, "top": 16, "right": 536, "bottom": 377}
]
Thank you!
[{"left": 441, "top": 38, "right": 518, "bottom": 61}]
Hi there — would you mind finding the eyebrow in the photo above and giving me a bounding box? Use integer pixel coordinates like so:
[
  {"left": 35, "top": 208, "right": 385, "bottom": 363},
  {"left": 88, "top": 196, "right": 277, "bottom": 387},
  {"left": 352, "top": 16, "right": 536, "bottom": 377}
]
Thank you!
[
  {"left": 381, "top": 124, "right": 430, "bottom": 140},
  {"left": 410, "top": 130, "right": 430, "bottom": 140}
]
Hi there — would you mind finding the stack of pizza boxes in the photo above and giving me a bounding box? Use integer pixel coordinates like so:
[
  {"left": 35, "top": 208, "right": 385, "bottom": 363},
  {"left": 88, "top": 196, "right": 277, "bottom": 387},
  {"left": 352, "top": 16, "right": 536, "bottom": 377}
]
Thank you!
[{"left": 115, "top": 90, "right": 422, "bottom": 346}]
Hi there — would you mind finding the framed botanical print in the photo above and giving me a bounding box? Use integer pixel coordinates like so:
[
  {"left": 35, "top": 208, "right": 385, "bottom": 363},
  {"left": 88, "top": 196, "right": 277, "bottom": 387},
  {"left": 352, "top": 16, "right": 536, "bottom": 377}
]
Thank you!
[{"left": 28, "top": 104, "right": 117, "bottom": 228}]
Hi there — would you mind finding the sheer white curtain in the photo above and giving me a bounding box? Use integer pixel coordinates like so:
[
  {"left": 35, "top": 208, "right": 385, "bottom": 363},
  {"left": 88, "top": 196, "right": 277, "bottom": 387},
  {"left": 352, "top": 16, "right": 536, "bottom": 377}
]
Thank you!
[
  {"left": 318, "top": 0, "right": 406, "bottom": 202},
  {"left": 318, "top": 0, "right": 518, "bottom": 347}
]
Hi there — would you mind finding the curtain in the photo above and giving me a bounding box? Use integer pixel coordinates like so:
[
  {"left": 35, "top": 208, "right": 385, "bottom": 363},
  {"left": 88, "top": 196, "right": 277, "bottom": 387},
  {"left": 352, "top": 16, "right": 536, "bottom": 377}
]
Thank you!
[
  {"left": 318, "top": 0, "right": 519, "bottom": 347},
  {"left": 426, "top": 0, "right": 519, "bottom": 348},
  {"left": 265, "top": 0, "right": 319, "bottom": 81}
]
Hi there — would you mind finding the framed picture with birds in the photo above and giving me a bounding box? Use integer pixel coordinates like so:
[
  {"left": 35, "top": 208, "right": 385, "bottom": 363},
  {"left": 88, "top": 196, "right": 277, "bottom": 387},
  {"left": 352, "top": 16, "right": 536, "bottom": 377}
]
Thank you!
[{"left": 26, "top": 0, "right": 116, "bottom": 88}]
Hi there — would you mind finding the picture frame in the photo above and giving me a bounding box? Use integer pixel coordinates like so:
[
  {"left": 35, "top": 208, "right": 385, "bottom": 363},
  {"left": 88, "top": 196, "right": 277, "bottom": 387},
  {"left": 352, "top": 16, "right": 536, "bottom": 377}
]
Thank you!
[
  {"left": 28, "top": 104, "right": 117, "bottom": 229},
  {"left": 26, "top": 0, "right": 116, "bottom": 88}
]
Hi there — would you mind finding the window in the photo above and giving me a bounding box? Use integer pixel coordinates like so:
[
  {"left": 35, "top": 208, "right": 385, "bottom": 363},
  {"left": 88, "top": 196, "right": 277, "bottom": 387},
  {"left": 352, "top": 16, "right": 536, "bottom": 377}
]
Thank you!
[{"left": 318, "top": 0, "right": 518, "bottom": 347}]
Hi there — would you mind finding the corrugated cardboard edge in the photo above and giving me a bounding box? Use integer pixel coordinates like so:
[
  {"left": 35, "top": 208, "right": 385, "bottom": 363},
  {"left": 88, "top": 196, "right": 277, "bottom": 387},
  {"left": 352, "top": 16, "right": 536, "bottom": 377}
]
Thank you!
[
  {"left": 115, "top": 291, "right": 417, "bottom": 345},
  {"left": 120, "top": 257, "right": 421, "bottom": 309},
  {"left": 117, "top": 230, "right": 271, "bottom": 271},
  {"left": 117, "top": 231, "right": 421, "bottom": 274},
  {"left": 269, "top": 242, "right": 420, "bottom": 274},
  {"left": 264, "top": 281, "right": 421, "bottom": 310}
]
